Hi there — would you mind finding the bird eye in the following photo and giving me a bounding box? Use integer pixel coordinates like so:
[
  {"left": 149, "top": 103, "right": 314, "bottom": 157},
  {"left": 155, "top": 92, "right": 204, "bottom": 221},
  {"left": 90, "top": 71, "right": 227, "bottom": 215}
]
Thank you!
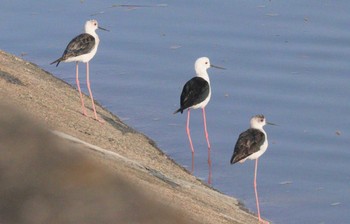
[
  {"left": 260, "top": 119, "right": 264, "bottom": 122},
  {"left": 205, "top": 62, "right": 208, "bottom": 64}
]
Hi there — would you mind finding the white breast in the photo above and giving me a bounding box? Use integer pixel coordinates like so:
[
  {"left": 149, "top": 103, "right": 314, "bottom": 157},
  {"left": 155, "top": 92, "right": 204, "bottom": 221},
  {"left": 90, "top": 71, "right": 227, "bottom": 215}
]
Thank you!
[
  {"left": 191, "top": 87, "right": 211, "bottom": 109},
  {"left": 65, "top": 36, "right": 99, "bottom": 63},
  {"left": 247, "top": 131, "right": 268, "bottom": 160}
]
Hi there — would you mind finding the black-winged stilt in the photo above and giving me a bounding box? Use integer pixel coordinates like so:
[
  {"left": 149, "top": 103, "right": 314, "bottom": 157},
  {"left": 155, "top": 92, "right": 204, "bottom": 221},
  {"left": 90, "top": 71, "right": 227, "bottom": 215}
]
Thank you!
[
  {"left": 51, "top": 19, "right": 108, "bottom": 123},
  {"left": 174, "top": 57, "right": 224, "bottom": 174},
  {"left": 230, "top": 114, "right": 275, "bottom": 224}
]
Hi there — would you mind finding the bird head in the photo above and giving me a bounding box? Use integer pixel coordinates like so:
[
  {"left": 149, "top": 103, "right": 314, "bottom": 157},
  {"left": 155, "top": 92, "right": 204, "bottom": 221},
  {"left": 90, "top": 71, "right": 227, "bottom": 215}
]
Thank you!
[
  {"left": 250, "top": 114, "right": 276, "bottom": 129},
  {"left": 85, "top": 20, "right": 109, "bottom": 34},
  {"left": 250, "top": 114, "right": 266, "bottom": 129},
  {"left": 195, "top": 57, "right": 225, "bottom": 77}
]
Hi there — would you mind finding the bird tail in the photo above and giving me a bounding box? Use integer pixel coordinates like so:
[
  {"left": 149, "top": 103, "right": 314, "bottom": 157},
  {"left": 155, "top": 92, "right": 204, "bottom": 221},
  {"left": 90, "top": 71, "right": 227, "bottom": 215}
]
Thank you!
[
  {"left": 50, "top": 58, "right": 62, "bottom": 67},
  {"left": 230, "top": 156, "right": 235, "bottom": 164},
  {"left": 173, "top": 108, "right": 183, "bottom": 114},
  {"left": 230, "top": 153, "right": 238, "bottom": 164}
]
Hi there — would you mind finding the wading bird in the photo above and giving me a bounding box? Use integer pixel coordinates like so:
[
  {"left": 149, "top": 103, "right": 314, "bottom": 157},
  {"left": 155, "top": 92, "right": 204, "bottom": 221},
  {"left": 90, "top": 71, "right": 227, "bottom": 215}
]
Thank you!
[
  {"left": 51, "top": 19, "right": 108, "bottom": 123},
  {"left": 230, "top": 114, "right": 275, "bottom": 224},
  {"left": 174, "top": 57, "right": 224, "bottom": 176}
]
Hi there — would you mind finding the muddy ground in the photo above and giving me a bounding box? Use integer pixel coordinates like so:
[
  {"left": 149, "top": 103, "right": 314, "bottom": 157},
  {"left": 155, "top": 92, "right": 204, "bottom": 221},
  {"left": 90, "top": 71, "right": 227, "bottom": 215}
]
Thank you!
[{"left": 0, "top": 50, "right": 260, "bottom": 223}]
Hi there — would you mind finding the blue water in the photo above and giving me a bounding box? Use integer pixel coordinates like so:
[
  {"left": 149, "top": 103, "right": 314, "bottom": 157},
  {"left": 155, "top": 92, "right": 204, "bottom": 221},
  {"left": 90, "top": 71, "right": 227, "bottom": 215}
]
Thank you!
[{"left": 1, "top": 1, "right": 350, "bottom": 223}]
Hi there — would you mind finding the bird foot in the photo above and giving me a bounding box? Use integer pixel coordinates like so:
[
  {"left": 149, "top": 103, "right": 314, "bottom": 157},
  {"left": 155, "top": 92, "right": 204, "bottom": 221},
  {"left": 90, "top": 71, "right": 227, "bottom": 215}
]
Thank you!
[
  {"left": 81, "top": 111, "right": 104, "bottom": 124},
  {"left": 258, "top": 217, "right": 269, "bottom": 224},
  {"left": 94, "top": 116, "right": 105, "bottom": 124},
  {"left": 81, "top": 110, "right": 88, "bottom": 117}
]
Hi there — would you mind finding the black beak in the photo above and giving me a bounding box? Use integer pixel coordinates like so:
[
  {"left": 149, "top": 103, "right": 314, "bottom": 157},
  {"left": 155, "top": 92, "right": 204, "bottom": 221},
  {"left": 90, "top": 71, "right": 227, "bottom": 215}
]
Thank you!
[
  {"left": 98, "top": 26, "right": 109, "bottom": 32},
  {"left": 211, "top": 64, "right": 226, "bottom": 70},
  {"left": 267, "top": 122, "right": 278, "bottom": 126}
]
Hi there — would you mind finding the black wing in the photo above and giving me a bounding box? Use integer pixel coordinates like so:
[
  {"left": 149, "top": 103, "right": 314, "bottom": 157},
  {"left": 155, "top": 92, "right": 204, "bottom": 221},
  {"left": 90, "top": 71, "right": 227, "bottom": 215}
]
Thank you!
[
  {"left": 174, "top": 77, "right": 209, "bottom": 114},
  {"left": 51, "top": 33, "right": 95, "bottom": 66},
  {"left": 230, "top": 128, "right": 265, "bottom": 164},
  {"left": 62, "top": 33, "right": 95, "bottom": 59}
]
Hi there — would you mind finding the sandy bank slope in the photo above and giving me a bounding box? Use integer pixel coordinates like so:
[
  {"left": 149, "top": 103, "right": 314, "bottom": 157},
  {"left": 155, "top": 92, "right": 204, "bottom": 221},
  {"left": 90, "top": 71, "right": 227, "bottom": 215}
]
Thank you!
[{"left": 0, "top": 50, "right": 259, "bottom": 224}]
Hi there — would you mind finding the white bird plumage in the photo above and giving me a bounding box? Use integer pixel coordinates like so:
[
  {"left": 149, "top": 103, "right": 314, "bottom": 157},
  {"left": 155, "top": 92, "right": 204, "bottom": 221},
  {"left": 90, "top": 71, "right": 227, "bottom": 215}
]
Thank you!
[
  {"left": 174, "top": 57, "right": 225, "bottom": 180},
  {"left": 64, "top": 20, "right": 101, "bottom": 63},
  {"left": 191, "top": 57, "right": 212, "bottom": 110},
  {"left": 230, "top": 114, "right": 274, "bottom": 224},
  {"left": 51, "top": 19, "right": 108, "bottom": 123}
]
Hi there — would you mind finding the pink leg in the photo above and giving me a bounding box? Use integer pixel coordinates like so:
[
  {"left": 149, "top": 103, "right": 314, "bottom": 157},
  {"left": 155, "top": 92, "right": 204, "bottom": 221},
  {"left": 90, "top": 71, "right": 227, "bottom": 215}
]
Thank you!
[
  {"left": 186, "top": 109, "right": 195, "bottom": 172},
  {"left": 202, "top": 108, "right": 211, "bottom": 165},
  {"left": 86, "top": 62, "right": 104, "bottom": 123},
  {"left": 254, "top": 159, "right": 269, "bottom": 224},
  {"left": 208, "top": 149, "right": 212, "bottom": 185},
  {"left": 76, "top": 62, "right": 87, "bottom": 116}
]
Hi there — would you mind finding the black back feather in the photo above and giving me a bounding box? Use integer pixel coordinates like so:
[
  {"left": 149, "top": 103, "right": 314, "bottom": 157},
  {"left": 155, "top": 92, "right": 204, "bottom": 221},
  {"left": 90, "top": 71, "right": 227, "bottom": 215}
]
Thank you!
[
  {"left": 230, "top": 128, "right": 265, "bottom": 164},
  {"left": 51, "top": 33, "right": 95, "bottom": 67},
  {"left": 174, "top": 77, "right": 209, "bottom": 114}
]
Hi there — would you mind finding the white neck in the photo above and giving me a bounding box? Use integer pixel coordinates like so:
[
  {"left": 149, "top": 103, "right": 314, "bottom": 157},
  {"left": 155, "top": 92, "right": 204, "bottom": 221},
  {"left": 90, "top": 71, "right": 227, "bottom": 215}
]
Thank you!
[
  {"left": 87, "top": 30, "right": 95, "bottom": 35},
  {"left": 85, "top": 27, "right": 98, "bottom": 38},
  {"left": 196, "top": 70, "right": 210, "bottom": 83},
  {"left": 87, "top": 31, "right": 100, "bottom": 47}
]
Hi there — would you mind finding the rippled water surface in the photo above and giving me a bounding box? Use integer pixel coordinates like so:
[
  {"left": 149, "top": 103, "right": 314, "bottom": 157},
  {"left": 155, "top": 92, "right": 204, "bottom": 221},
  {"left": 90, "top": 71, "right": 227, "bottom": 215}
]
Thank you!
[{"left": 2, "top": 1, "right": 350, "bottom": 223}]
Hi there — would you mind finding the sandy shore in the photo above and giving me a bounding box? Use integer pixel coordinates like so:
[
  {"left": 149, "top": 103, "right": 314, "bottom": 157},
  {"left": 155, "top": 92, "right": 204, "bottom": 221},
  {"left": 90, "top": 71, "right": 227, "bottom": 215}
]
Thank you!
[{"left": 0, "top": 50, "right": 260, "bottom": 223}]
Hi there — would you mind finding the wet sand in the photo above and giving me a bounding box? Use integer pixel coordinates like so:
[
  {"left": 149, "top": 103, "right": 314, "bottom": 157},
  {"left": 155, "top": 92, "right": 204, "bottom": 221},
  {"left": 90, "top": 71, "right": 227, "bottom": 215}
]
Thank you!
[{"left": 0, "top": 50, "right": 260, "bottom": 223}]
